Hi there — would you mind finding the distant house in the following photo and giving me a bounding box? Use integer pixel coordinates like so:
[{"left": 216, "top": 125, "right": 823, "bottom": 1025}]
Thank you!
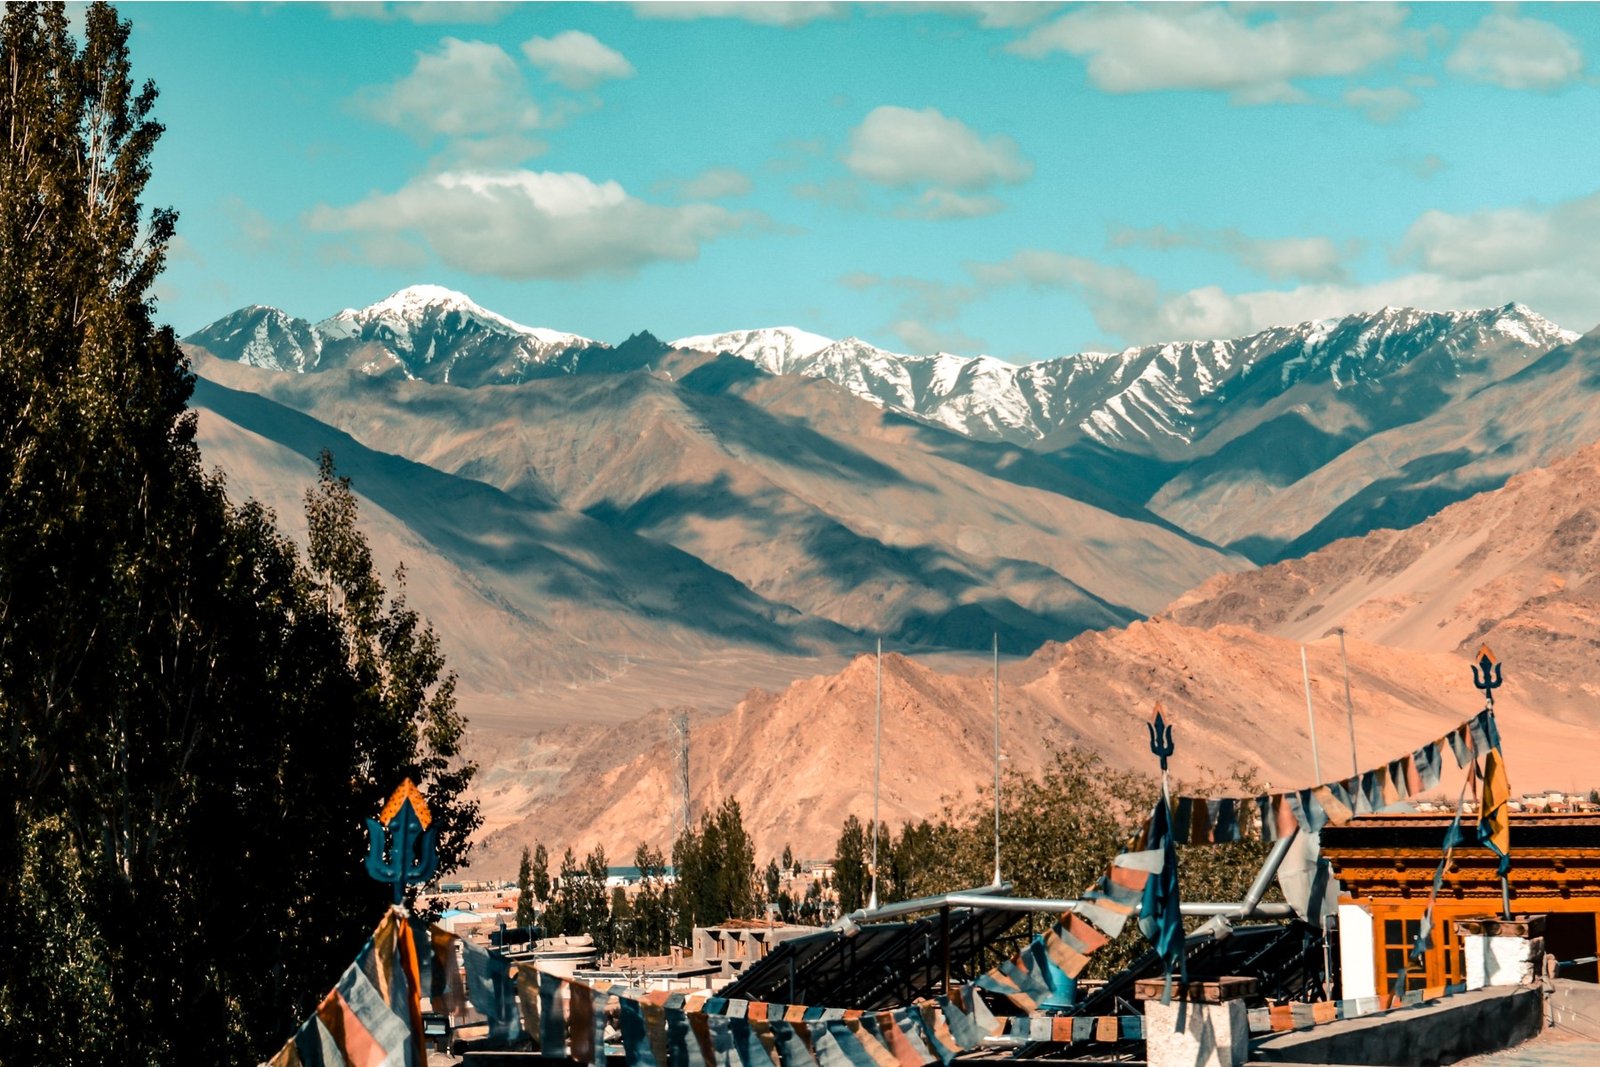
[
  {"left": 605, "top": 865, "right": 677, "bottom": 890},
  {"left": 1324, "top": 812, "right": 1600, "bottom": 996}
]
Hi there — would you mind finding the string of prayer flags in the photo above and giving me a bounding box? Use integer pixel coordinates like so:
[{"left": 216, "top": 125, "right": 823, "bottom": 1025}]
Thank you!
[
  {"left": 1138, "top": 791, "right": 1186, "bottom": 1002},
  {"left": 264, "top": 907, "right": 424, "bottom": 1067},
  {"left": 1479, "top": 747, "right": 1512, "bottom": 877},
  {"left": 523, "top": 964, "right": 1141, "bottom": 1067},
  {"left": 1247, "top": 983, "right": 1467, "bottom": 1034},
  {"left": 974, "top": 708, "right": 1502, "bottom": 1011},
  {"left": 1171, "top": 707, "right": 1499, "bottom": 843}
]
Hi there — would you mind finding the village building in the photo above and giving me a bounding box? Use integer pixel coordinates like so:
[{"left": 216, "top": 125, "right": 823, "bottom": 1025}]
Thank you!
[{"left": 1323, "top": 812, "right": 1600, "bottom": 996}]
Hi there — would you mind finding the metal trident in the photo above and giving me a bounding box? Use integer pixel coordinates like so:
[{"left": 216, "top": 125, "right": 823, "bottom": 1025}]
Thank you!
[
  {"left": 365, "top": 778, "right": 439, "bottom": 906},
  {"left": 1471, "top": 644, "right": 1503, "bottom": 709},
  {"left": 1147, "top": 702, "right": 1175, "bottom": 775}
]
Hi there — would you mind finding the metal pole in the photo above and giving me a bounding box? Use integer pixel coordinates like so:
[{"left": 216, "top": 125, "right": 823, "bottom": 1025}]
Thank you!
[
  {"left": 1301, "top": 646, "right": 1322, "bottom": 783},
  {"left": 1240, "top": 829, "right": 1298, "bottom": 919},
  {"left": 870, "top": 639, "right": 881, "bottom": 912},
  {"left": 1338, "top": 628, "right": 1358, "bottom": 778},
  {"left": 941, "top": 904, "right": 952, "bottom": 995},
  {"left": 993, "top": 632, "right": 1002, "bottom": 887}
]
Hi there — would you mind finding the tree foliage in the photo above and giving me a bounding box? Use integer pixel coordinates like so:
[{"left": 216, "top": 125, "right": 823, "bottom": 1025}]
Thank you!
[
  {"left": 517, "top": 847, "right": 537, "bottom": 931},
  {"left": 672, "top": 797, "right": 758, "bottom": 943},
  {"left": 626, "top": 843, "right": 675, "bottom": 956},
  {"left": 833, "top": 814, "right": 870, "bottom": 915},
  {"left": 531, "top": 841, "right": 552, "bottom": 904},
  {"left": 0, "top": 5, "right": 478, "bottom": 1061},
  {"left": 833, "top": 750, "right": 1276, "bottom": 979}
]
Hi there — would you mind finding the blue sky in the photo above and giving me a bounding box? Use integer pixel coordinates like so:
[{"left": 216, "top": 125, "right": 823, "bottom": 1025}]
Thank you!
[{"left": 127, "top": 2, "right": 1600, "bottom": 361}]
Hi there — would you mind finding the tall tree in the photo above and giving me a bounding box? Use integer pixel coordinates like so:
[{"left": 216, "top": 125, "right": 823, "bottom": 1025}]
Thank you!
[
  {"left": 764, "top": 857, "right": 782, "bottom": 904},
  {"left": 517, "top": 847, "right": 537, "bottom": 931},
  {"left": 631, "top": 842, "right": 674, "bottom": 955},
  {"left": 833, "top": 815, "right": 870, "bottom": 915},
  {"left": 531, "top": 841, "right": 552, "bottom": 904},
  {"left": 672, "top": 798, "right": 758, "bottom": 943},
  {"left": 0, "top": 6, "right": 478, "bottom": 1061}
]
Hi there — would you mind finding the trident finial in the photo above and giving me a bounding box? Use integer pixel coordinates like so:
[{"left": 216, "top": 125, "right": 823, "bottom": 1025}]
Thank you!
[
  {"left": 1147, "top": 702, "right": 1175, "bottom": 774},
  {"left": 1471, "top": 644, "right": 1502, "bottom": 708},
  {"left": 365, "top": 778, "right": 439, "bottom": 906}
]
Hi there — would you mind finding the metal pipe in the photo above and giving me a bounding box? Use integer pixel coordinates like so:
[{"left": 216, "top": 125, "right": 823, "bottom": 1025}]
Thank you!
[
  {"left": 837, "top": 883, "right": 1011, "bottom": 926},
  {"left": 993, "top": 632, "right": 1002, "bottom": 887},
  {"left": 1240, "top": 828, "right": 1298, "bottom": 919},
  {"left": 934, "top": 895, "right": 1297, "bottom": 918},
  {"left": 871, "top": 639, "right": 881, "bottom": 912},
  {"left": 940, "top": 904, "right": 951, "bottom": 995},
  {"left": 841, "top": 887, "right": 1296, "bottom": 925},
  {"left": 1337, "top": 628, "right": 1359, "bottom": 779},
  {"left": 1301, "top": 645, "right": 1322, "bottom": 783}
]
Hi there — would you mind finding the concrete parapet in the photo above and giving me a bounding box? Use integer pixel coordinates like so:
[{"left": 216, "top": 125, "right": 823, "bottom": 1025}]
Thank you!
[
  {"left": 1247, "top": 985, "right": 1542, "bottom": 1066},
  {"left": 1141, "top": 979, "right": 1255, "bottom": 1067},
  {"left": 1454, "top": 914, "right": 1546, "bottom": 990}
]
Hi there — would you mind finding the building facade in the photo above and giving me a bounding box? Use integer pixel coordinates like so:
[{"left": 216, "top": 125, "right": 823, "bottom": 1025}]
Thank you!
[{"left": 1322, "top": 813, "right": 1600, "bottom": 997}]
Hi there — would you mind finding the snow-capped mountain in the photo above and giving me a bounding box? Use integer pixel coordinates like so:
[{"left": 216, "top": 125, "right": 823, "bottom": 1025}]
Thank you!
[
  {"left": 185, "top": 285, "right": 600, "bottom": 387},
  {"left": 188, "top": 287, "right": 1576, "bottom": 463},
  {"left": 188, "top": 305, "right": 326, "bottom": 374},
  {"left": 672, "top": 305, "right": 1577, "bottom": 453}
]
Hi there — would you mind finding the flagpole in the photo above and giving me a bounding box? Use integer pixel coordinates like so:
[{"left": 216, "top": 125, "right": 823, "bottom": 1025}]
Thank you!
[
  {"left": 1337, "top": 628, "right": 1359, "bottom": 778},
  {"left": 870, "top": 639, "right": 881, "bottom": 912},
  {"left": 1301, "top": 645, "right": 1323, "bottom": 783},
  {"left": 993, "top": 632, "right": 1002, "bottom": 887}
]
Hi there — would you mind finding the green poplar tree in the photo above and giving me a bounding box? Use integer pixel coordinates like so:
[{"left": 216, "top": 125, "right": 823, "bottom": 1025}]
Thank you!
[
  {"left": 532, "top": 841, "right": 552, "bottom": 904},
  {"left": 833, "top": 815, "right": 870, "bottom": 915},
  {"left": 517, "top": 847, "right": 537, "bottom": 931},
  {"left": 0, "top": 6, "right": 479, "bottom": 1061}
]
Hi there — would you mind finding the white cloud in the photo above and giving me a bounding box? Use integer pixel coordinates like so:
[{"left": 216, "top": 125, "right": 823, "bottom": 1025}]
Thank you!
[
  {"left": 662, "top": 166, "right": 753, "bottom": 201},
  {"left": 890, "top": 318, "right": 988, "bottom": 355},
  {"left": 521, "top": 31, "right": 636, "bottom": 90},
  {"left": 1447, "top": 14, "right": 1584, "bottom": 91},
  {"left": 307, "top": 169, "right": 758, "bottom": 279},
  {"left": 969, "top": 250, "right": 1162, "bottom": 340},
  {"left": 1111, "top": 225, "right": 1357, "bottom": 284},
  {"left": 1342, "top": 86, "right": 1420, "bottom": 124},
  {"left": 876, "top": 3, "right": 1062, "bottom": 29},
  {"left": 1398, "top": 190, "right": 1600, "bottom": 282},
  {"left": 358, "top": 38, "right": 541, "bottom": 139},
  {"left": 1009, "top": 4, "right": 1422, "bottom": 104},
  {"left": 844, "top": 106, "right": 1032, "bottom": 190},
  {"left": 1397, "top": 152, "right": 1446, "bottom": 180},
  {"left": 430, "top": 132, "right": 549, "bottom": 169},
  {"left": 629, "top": 2, "right": 845, "bottom": 27},
  {"left": 898, "top": 189, "right": 1005, "bottom": 220},
  {"left": 970, "top": 188, "right": 1600, "bottom": 344},
  {"left": 324, "top": 2, "right": 517, "bottom": 24}
]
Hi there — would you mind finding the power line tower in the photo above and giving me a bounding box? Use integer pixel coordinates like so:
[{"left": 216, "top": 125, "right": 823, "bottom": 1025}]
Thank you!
[{"left": 672, "top": 711, "right": 691, "bottom": 836}]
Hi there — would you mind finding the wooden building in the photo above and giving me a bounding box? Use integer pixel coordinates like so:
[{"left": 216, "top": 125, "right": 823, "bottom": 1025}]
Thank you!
[{"left": 1321, "top": 813, "right": 1600, "bottom": 998}]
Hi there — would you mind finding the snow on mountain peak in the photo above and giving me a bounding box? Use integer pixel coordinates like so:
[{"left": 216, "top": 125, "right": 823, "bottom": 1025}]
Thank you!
[
  {"left": 318, "top": 284, "right": 591, "bottom": 348},
  {"left": 673, "top": 326, "right": 834, "bottom": 357},
  {"left": 1487, "top": 302, "right": 1579, "bottom": 347},
  {"left": 671, "top": 326, "right": 838, "bottom": 375}
]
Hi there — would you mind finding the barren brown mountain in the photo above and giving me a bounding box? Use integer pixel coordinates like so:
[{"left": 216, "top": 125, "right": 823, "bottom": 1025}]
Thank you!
[
  {"left": 186, "top": 348, "right": 1247, "bottom": 742},
  {"left": 470, "top": 440, "right": 1600, "bottom": 875}
]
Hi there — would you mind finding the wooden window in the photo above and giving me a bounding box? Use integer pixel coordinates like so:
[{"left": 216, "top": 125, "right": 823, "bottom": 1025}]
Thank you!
[
  {"left": 1381, "top": 918, "right": 1425, "bottom": 994},
  {"left": 1376, "top": 913, "right": 1465, "bottom": 992}
]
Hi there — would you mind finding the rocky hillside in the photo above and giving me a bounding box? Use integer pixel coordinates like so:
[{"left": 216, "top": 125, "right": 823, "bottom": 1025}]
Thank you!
[{"left": 469, "top": 440, "right": 1600, "bottom": 873}]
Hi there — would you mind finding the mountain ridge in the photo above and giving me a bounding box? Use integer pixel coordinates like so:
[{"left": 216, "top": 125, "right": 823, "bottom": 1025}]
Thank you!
[{"left": 468, "top": 438, "right": 1600, "bottom": 872}]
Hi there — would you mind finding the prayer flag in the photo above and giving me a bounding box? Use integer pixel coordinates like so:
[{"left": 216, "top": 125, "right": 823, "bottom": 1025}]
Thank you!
[{"left": 1479, "top": 747, "right": 1512, "bottom": 877}]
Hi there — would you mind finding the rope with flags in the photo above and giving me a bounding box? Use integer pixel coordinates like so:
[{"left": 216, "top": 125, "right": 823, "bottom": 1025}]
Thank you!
[
  {"left": 262, "top": 656, "right": 1516, "bottom": 1064},
  {"left": 260, "top": 914, "right": 1150, "bottom": 1067},
  {"left": 974, "top": 703, "right": 1506, "bottom": 1011},
  {"left": 1398, "top": 645, "right": 1514, "bottom": 996}
]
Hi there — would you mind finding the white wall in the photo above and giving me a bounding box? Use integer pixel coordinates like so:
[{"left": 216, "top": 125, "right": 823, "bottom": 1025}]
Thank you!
[{"left": 1339, "top": 902, "right": 1376, "bottom": 999}]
